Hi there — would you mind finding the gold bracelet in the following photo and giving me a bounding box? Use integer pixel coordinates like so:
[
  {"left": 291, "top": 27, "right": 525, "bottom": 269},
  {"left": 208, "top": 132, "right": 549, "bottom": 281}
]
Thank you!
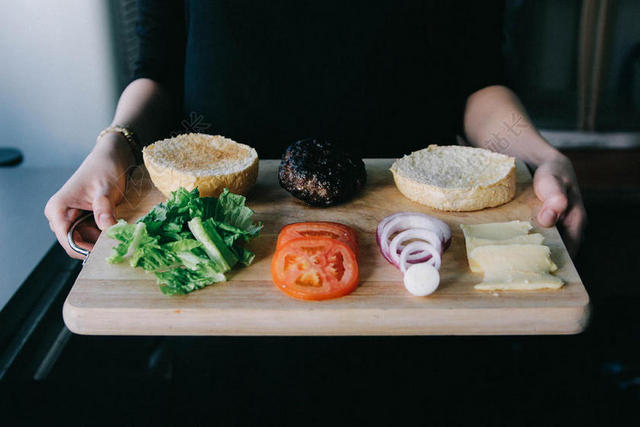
[{"left": 97, "top": 125, "right": 143, "bottom": 165}]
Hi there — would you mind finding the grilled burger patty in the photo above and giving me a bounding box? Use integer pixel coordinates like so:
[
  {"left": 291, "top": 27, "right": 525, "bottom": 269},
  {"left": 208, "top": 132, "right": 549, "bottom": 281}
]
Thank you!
[{"left": 278, "top": 139, "right": 367, "bottom": 206}]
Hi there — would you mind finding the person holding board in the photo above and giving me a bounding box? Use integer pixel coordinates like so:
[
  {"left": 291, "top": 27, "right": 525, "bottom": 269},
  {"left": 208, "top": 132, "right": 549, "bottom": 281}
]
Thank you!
[{"left": 45, "top": 0, "right": 586, "bottom": 258}]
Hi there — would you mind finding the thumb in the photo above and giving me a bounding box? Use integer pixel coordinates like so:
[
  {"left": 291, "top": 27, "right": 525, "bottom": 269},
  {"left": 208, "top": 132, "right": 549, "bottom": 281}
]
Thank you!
[
  {"left": 92, "top": 194, "right": 117, "bottom": 231},
  {"left": 533, "top": 172, "right": 569, "bottom": 227}
]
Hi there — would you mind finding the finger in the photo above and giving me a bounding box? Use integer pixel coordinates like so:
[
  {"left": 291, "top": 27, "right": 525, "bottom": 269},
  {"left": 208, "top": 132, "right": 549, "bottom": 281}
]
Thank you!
[
  {"left": 561, "top": 204, "right": 587, "bottom": 257},
  {"left": 534, "top": 173, "right": 569, "bottom": 227},
  {"left": 92, "top": 194, "right": 117, "bottom": 231}
]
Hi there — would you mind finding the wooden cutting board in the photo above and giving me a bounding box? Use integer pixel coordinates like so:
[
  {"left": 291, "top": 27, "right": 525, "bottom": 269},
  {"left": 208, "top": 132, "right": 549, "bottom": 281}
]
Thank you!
[{"left": 63, "top": 159, "right": 590, "bottom": 335}]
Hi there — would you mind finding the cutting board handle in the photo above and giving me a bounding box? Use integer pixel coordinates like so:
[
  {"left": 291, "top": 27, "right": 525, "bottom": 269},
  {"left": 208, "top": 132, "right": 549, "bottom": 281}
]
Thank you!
[{"left": 67, "top": 212, "right": 93, "bottom": 260}]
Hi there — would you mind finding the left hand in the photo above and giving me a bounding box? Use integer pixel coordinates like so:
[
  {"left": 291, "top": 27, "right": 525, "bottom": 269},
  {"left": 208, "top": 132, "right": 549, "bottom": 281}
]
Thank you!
[{"left": 533, "top": 153, "right": 587, "bottom": 257}]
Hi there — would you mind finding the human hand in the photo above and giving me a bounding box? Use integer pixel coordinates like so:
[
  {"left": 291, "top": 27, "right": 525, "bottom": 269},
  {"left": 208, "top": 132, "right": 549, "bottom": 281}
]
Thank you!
[
  {"left": 533, "top": 153, "right": 587, "bottom": 257},
  {"left": 44, "top": 134, "right": 135, "bottom": 259}
]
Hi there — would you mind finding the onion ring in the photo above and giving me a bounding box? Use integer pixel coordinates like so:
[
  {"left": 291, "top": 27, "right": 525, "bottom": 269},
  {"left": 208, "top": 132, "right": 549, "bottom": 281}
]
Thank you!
[
  {"left": 388, "top": 228, "right": 442, "bottom": 265},
  {"left": 377, "top": 212, "right": 451, "bottom": 266},
  {"left": 399, "top": 241, "right": 441, "bottom": 273}
]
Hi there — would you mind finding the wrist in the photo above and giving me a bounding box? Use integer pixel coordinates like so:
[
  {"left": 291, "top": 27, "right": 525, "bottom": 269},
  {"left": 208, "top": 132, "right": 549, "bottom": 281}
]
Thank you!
[
  {"left": 541, "top": 149, "right": 568, "bottom": 166},
  {"left": 95, "top": 132, "right": 137, "bottom": 170},
  {"left": 526, "top": 139, "right": 565, "bottom": 167}
]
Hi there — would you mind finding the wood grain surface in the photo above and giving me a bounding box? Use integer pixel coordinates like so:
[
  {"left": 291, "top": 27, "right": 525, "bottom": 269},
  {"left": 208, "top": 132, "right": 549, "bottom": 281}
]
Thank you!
[{"left": 63, "top": 159, "right": 590, "bottom": 335}]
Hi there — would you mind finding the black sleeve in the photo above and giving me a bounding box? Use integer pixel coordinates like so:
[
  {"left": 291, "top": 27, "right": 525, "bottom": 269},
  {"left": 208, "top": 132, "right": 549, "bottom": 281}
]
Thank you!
[
  {"left": 133, "top": 0, "right": 186, "bottom": 102},
  {"left": 453, "top": 1, "right": 506, "bottom": 127}
]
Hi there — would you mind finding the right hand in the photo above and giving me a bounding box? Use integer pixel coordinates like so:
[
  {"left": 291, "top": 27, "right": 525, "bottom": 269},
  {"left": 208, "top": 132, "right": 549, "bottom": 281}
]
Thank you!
[
  {"left": 533, "top": 153, "right": 587, "bottom": 257},
  {"left": 45, "top": 133, "right": 136, "bottom": 259}
]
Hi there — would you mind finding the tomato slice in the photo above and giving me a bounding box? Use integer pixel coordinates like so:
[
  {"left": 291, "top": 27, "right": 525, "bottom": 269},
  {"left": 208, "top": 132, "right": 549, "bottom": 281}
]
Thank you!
[
  {"left": 271, "top": 237, "right": 359, "bottom": 301},
  {"left": 276, "top": 222, "right": 359, "bottom": 257}
]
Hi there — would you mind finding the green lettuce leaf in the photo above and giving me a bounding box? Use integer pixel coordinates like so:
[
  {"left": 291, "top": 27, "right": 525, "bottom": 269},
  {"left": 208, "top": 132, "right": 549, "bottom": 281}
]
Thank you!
[
  {"left": 213, "top": 189, "right": 262, "bottom": 231},
  {"left": 130, "top": 243, "right": 181, "bottom": 271},
  {"left": 137, "top": 187, "right": 203, "bottom": 240},
  {"left": 106, "top": 221, "right": 155, "bottom": 264},
  {"left": 105, "top": 220, "right": 136, "bottom": 264},
  {"left": 187, "top": 217, "right": 238, "bottom": 272},
  {"left": 106, "top": 186, "right": 261, "bottom": 295},
  {"left": 155, "top": 264, "right": 226, "bottom": 295},
  {"left": 230, "top": 244, "right": 256, "bottom": 266}
]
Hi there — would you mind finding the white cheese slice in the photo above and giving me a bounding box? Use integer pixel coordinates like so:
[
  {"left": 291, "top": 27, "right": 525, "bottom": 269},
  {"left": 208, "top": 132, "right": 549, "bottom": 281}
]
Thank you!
[
  {"left": 460, "top": 221, "right": 564, "bottom": 291},
  {"left": 464, "top": 233, "right": 545, "bottom": 272},
  {"left": 469, "top": 244, "right": 558, "bottom": 275},
  {"left": 460, "top": 221, "right": 544, "bottom": 272},
  {"left": 460, "top": 221, "right": 532, "bottom": 240},
  {"left": 474, "top": 272, "right": 564, "bottom": 291}
]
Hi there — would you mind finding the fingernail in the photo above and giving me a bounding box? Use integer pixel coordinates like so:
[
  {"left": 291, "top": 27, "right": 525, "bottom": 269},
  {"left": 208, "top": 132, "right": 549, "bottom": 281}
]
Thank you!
[
  {"left": 540, "top": 209, "right": 557, "bottom": 225},
  {"left": 99, "top": 213, "right": 114, "bottom": 229}
]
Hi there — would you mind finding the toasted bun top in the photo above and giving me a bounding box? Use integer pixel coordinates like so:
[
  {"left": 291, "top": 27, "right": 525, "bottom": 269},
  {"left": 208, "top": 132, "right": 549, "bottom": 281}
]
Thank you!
[
  {"left": 390, "top": 145, "right": 515, "bottom": 189},
  {"left": 143, "top": 134, "right": 258, "bottom": 177}
]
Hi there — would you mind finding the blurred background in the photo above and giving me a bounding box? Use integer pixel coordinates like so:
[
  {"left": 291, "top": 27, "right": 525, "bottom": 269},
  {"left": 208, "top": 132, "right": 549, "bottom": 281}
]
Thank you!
[
  {"left": 1, "top": 1, "right": 639, "bottom": 425},
  {"left": 0, "top": 1, "right": 116, "bottom": 168},
  {"left": 2, "top": 0, "right": 640, "bottom": 168}
]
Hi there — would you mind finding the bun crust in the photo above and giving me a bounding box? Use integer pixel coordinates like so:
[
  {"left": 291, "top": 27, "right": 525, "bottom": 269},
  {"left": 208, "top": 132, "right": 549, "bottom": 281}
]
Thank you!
[
  {"left": 143, "top": 134, "right": 259, "bottom": 197},
  {"left": 390, "top": 145, "right": 516, "bottom": 211}
]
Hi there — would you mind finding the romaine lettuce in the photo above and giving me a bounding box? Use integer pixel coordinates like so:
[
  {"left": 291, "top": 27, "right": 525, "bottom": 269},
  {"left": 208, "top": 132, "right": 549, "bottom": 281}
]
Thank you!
[
  {"left": 187, "top": 216, "right": 238, "bottom": 273},
  {"left": 106, "top": 187, "right": 261, "bottom": 295}
]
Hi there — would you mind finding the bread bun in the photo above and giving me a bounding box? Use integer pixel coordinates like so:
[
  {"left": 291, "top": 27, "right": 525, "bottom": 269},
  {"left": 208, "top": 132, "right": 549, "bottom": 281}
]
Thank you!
[
  {"left": 143, "top": 134, "right": 258, "bottom": 198},
  {"left": 390, "top": 145, "right": 516, "bottom": 211}
]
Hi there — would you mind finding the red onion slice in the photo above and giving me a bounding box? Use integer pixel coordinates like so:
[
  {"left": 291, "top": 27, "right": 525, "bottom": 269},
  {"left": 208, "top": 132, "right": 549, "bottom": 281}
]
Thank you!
[
  {"left": 388, "top": 229, "right": 442, "bottom": 265},
  {"left": 383, "top": 215, "right": 446, "bottom": 242},
  {"left": 376, "top": 212, "right": 450, "bottom": 296},
  {"left": 404, "top": 263, "right": 440, "bottom": 296},
  {"left": 404, "top": 253, "right": 433, "bottom": 264},
  {"left": 380, "top": 214, "right": 450, "bottom": 245},
  {"left": 399, "top": 241, "right": 441, "bottom": 273},
  {"left": 377, "top": 218, "right": 426, "bottom": 262},
  {"left": 376, "top": 212, "right": 451, "bottom": 267}
]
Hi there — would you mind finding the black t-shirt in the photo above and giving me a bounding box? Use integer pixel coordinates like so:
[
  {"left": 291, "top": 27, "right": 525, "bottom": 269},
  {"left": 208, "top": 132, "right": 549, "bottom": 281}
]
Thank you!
[{"left": 134, "top": 0, "right": 504, "bottom": 158}]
